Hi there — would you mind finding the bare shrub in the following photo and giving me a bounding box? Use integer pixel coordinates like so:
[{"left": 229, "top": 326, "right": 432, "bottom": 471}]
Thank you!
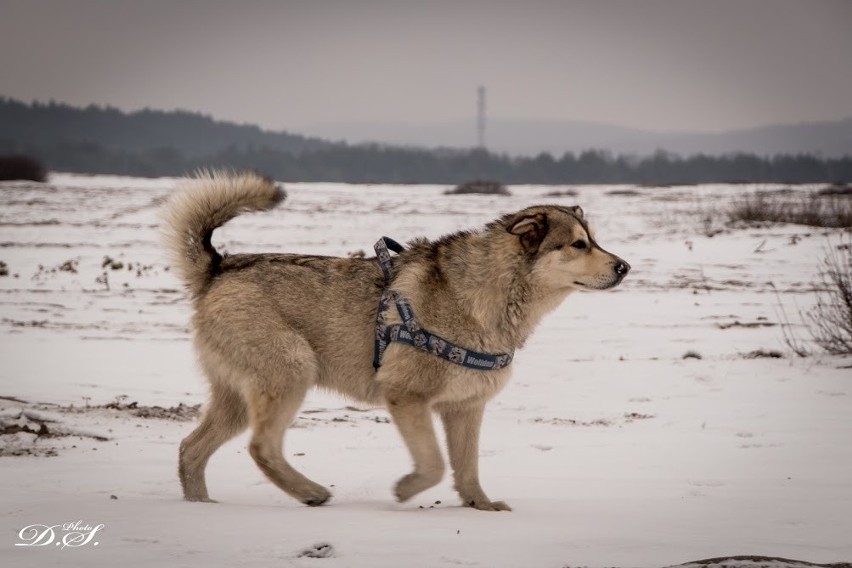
[
  {"left": 445, "top": 180, "right": 510, "bottom": 196},
  {"left": 807, "top": 237, "right": 852, "bottom": 355},
  {"left": 0, "top": 154, "right": 47, "bottom": 182},
  {"left": 728, "top": 192, "right": 852, "bottom": 228}
]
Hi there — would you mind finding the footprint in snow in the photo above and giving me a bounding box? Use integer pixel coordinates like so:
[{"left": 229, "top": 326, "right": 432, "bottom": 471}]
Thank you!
[{"left": 297, "top": 543, "right": 335, "bottom": 559}]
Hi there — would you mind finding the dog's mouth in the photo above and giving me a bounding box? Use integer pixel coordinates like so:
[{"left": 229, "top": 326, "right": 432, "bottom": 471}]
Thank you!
[
  {"left": 573, "top": 274, "right": 626, "bottom": 291},
  {"left": 573, "top": 282, "right": 611, "bottom": 291}
]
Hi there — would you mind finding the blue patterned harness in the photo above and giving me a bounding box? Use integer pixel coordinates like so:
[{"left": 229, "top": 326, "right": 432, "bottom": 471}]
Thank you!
[{"left": 372, "top": 237, "right": 514, "bottom": 372}]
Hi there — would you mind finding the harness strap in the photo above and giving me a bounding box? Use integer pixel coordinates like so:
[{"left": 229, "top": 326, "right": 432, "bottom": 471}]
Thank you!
[{"left": 372, "top": 237, "right": 514, "bottom": 372}]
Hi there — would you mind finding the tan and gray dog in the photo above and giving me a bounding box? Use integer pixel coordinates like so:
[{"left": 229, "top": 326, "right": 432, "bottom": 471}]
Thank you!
[{"left": 163, "top": 171, "right": 629, "bottom": 511}]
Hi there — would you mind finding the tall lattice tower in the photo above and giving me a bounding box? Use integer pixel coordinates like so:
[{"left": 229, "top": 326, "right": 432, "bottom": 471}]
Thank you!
[{"left": 476, "top": 85, "right": 486, "bottom": 149}]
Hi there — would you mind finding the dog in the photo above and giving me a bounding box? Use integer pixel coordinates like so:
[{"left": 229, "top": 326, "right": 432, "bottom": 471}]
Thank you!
[{"left": 163, "top": 171, "right": 630, "bottom": 511}]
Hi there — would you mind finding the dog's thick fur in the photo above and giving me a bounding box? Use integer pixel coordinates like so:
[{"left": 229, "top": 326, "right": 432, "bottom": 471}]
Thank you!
[{"left": 164, "top": 171, "right": 629, "bottom": 511}]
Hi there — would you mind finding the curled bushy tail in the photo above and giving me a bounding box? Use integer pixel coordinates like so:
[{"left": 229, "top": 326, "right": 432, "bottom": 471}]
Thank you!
[{"left": 162, "top": 170, "right": 285, "bottom": 298}]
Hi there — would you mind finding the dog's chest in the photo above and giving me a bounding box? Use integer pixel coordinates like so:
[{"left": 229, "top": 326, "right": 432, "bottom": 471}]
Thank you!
[{"left": 434, "top": 366, "right": 513, "bottom": 405}]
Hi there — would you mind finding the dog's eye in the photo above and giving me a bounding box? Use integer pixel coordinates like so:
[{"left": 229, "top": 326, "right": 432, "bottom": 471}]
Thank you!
[{"left": 570, "top": 241, "right": 588, "bottom": 250}]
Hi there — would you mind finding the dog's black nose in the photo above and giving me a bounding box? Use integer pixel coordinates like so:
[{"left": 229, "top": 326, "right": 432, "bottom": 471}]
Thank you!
[{"left": 614, "top": 261, "right": 630, "bottom": 276}]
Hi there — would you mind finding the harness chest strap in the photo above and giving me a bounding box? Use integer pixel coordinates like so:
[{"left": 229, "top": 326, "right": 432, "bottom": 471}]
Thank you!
[{"left": 372, "top": 237, "right": 514, "bottom": 372}]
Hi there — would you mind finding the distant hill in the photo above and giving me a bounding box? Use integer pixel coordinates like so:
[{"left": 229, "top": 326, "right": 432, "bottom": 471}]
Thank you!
[
  {"left": 0, "top": 97, "right": 334, "bottom": 157},
  {"left": 301, "top": 117, "right": 852, "bottom": 158}
]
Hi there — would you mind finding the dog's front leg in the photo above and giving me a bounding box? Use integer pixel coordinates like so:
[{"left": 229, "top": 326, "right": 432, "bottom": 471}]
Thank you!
[
  {"left": 386, "top": 399, "right": 446, "bottom": 502},
  {"left": 440, "top": 403, "right": 511, "bottom": 511}
]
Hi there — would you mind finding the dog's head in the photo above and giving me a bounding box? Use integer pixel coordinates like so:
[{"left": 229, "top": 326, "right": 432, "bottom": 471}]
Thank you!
[{"left": 504, "top": 205, "right": 630, "bottom": 291}]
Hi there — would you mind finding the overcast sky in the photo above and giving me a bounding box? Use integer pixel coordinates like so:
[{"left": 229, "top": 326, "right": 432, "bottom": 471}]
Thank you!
[{"left": 2, "top": 0, "right": 851, "bottom": 134}]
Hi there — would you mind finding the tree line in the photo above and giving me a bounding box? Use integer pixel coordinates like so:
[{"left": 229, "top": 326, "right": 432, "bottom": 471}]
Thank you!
[
  {"left": 5, "top": 140, "right": 849, "bottom": 184},
  {"left": 2, "top": 97, "right": 850, "bottom": 184}
]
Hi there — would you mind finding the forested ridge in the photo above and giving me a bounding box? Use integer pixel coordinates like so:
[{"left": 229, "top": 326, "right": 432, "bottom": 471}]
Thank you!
[{"left": 3, "top": 97, "right": 850, "bottom": 184}]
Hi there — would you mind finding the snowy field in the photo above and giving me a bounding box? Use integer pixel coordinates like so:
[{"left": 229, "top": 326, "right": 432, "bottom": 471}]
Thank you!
[{"left": 0, "top": 173, "right": 850, "bottom": 568}]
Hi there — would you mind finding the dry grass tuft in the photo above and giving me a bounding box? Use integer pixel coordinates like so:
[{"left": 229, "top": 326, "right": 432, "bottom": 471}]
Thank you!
[
  {"left": 728, "top": 192, "right": 852, "bottom": 228},
  {"left": 817, "top": 184, "right": 852, "bottom": 197},
  {"left": 542, "top": 189, "right": 579, "bottom": 197},
  {"left": 445, "top": 180, "right": 510, "bottom": 196}
]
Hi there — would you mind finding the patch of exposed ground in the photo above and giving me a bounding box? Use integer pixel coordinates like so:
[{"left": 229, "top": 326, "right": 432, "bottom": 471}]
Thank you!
[
  {"left": 532, "top": 412, "right": 655, "bottom": 428},
  {"left": 0, "top": 396, "right": 201, "bottom": 457}
]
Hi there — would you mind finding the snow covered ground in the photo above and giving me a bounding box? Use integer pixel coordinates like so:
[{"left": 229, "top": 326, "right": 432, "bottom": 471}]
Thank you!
[{"left": 0, "top": 174, "right": 849, "bottom": 567}]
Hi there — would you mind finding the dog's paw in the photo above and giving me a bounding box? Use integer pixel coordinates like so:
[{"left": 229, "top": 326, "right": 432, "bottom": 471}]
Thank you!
[
  {"left": 300, "top": 486, "right": 332, "bottom": 507},
  {"left": 394, "top": 471, "right": 442, "bottom": 502},
  {"left": 184, "top": 495, "right": 218, "bottom": 503},
  {"left": 394, "top": 473, "right": 421, "bottom": 502},
  {"left": 464, "top": 499, "right": 512, "bottom": 512}
]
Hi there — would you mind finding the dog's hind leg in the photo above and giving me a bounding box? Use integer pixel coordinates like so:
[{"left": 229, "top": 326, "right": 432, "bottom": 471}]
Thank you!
[
  {"left": 386, "top": 399, "right": 446, "bottom": 502},
  {"left": 440, "top": 402, "right": 510, "bottom": 511},
  {"left": 247, "top": 386, "right": 331, "bottom": 506},
  {"left": 245, "top": 346, "right": 331, "bottom": 507},
  {"left": 179, "top": 382, "right": 249, "bottom": 502}
]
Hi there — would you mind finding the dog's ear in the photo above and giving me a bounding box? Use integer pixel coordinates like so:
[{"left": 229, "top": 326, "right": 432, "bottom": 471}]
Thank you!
[
  {"left": 508, "top": 212, "right": 548, "bottom": 254},
  {"left": 569, "top": 206, "right": 584, "bottom": 220}
]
